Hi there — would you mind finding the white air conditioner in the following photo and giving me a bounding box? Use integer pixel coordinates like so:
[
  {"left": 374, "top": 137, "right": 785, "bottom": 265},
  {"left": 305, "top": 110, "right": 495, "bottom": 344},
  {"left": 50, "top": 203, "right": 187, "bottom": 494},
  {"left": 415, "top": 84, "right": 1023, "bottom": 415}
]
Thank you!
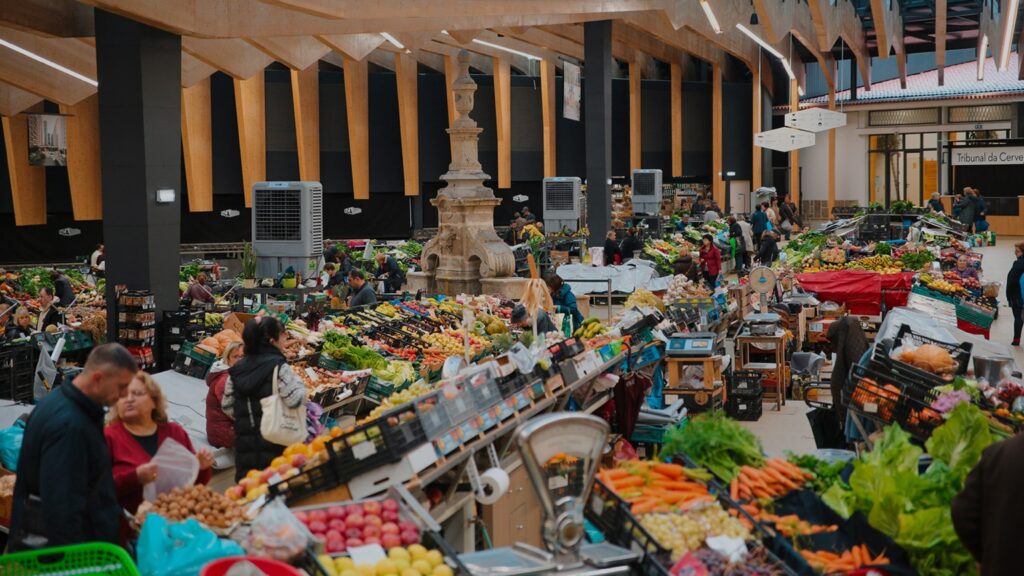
[
  {"left": 251, "top": 181, "right": 323, "bottom": 279},
  {"left": 543, "top": 177, "right": 582, "bottom": 233},
  {"left": 631, "top": 169, "right": 663, "bottom": 216}
]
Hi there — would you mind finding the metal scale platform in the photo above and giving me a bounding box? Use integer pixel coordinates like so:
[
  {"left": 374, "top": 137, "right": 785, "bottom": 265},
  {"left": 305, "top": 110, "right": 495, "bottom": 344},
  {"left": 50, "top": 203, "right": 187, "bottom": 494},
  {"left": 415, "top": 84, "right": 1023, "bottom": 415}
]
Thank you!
[{"left": 666, "top": 332, "right": 717, "bottom": 357}]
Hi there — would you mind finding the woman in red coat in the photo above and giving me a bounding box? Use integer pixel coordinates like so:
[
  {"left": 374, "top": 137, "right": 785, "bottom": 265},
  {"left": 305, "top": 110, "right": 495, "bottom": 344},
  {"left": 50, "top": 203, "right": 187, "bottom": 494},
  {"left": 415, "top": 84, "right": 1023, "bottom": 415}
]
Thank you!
[
  {"left": 205, "top": 341, "right": 242, "bottom": 448},
  {"left": 699, "top": 234, "right": 722, "bottom": 288},
  {"left": 105, "top": 372, "right": 214, "bottom": 514}
]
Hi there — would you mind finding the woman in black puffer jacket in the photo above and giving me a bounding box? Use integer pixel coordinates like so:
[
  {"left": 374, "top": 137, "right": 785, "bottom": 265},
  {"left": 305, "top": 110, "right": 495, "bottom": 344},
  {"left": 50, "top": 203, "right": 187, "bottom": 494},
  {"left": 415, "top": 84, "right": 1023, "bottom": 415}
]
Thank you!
[{"left": 229, "top": 317, "right": 306, "bottom": 481}]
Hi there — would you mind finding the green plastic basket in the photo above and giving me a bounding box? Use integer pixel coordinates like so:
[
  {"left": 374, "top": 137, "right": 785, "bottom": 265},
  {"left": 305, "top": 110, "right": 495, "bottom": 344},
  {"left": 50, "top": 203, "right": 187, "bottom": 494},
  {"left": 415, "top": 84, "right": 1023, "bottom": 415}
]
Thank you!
[
  {"left": 0, "top": 542, "right": 140, "bottom": 576},
  {"left": 956, "top": 301, "right": 995, "bottom": 329}
]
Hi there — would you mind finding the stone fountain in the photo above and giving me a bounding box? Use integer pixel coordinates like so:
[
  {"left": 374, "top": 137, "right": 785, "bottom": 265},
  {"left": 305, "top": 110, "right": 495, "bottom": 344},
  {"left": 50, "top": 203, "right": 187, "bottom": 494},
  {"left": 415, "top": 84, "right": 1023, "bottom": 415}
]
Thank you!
[{"left": 407, "top": 50, "right": 525, "bottom": 297}]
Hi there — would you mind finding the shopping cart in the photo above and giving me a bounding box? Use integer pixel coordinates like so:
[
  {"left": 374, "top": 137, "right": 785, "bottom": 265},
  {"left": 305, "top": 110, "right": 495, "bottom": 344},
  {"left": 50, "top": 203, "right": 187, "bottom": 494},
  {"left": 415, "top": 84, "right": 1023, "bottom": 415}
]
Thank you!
[{"left": 795, "top": 351, "right": 848, "bottom": 450}]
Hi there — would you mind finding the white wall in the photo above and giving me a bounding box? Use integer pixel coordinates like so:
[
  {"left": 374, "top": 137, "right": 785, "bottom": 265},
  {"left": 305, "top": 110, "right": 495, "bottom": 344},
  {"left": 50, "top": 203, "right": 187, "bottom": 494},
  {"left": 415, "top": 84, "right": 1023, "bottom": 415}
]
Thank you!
[{"left": 799, "top": 111, "right": 868, "bottom": 203}]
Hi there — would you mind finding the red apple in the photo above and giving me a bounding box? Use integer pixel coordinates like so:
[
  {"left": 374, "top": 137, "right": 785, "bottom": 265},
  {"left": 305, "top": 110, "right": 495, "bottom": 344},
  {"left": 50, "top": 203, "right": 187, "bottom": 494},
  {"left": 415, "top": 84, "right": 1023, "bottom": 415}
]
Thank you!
[
  {"left": 363, "top": 525, "right": 381, "bottom": 539},
  {"left": 398, "top": 521, "right": 418, "bottom": 533},
  {"left": 309, "top": 510, "right": 328, "bottom": 523},
  {"left": 326, "top": 539, "right": 346, "bottom": 553},
  {"left": 363, "top": 501, "right": 382, "bottom": 516},
  {"left": 382, "top": 499, "right": 399, "bottom": 512},
  {"left": 308, "top": 521, "right": 327, "bottom": 534},
  {"left": 345, "top": 538, "right": 364, "bottom": 548},
  {"left": 328, "top": 519, "right": 346, "bottom": 532},
  {"left": 276, "top": 464, "right": 292, "bottom": 476},
  {"left": 400, "top": 530, "right": 420, "bottom": 546},
  {"left": 381, "top": 522, "right": 400, "bottom": 535},
  {"left": 364, "top": 515, "right": 383, "bottom": 527},
  {"left": 363, "top": 536, "right": 381, "bottom": 546},
  {"left": 326, "top": 529, "right": 342, "bottom": 542},
  {"left": 382, "top": 510, "right": 400, "bottom": 523},
  {"left": 381, "top": 534, "right": 402, "bottom": 549},
  {"left": 347, "top": 504, "right": 364, "bottom": 517},
  {"left": 291, "top": 453, "right": 308, "bottom": 468},
  {"left": 259, "top": 468, "right": 276, "bottom": 483},
  {"left": 345, "top": 514, "right": 365, "bottom": 529},
  {"left": 327, "top": 506, "right": 346, "bottom": 519},
  {"left": 293, "top": 511, "right": 308, "bottom": 524},
  {"left": 345, "top": 528, "right": 363, "bottom": 540}
]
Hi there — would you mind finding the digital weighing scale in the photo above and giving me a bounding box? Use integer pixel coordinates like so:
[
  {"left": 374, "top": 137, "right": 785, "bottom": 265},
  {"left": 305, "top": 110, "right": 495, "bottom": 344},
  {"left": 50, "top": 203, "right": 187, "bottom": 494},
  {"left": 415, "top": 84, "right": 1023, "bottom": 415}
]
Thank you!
[
  {"left": 743, "top": 312, "right": 782, "bottom": 336},
  {"left": 458, "top": 414, "right": 638, "bottom": 575},
  {"left": 666, "top": 332, "right": 717, "bottom": 357}
]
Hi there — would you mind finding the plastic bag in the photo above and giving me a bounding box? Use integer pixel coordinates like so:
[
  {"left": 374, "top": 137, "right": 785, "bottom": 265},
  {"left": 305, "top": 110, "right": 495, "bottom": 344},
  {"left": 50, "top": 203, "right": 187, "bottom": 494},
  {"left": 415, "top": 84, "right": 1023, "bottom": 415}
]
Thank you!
[
  {"left": 241, "top": 497, "right": 313, "bottom": 562},
  {"left": 137, "top": 514, "right": 244, "bottom": 576},
  {"left": 0, "top": 418, "right": 26, "bottom": 471},
  {"left": 143, "top": 439, "right": 200, "bottom": 503}
]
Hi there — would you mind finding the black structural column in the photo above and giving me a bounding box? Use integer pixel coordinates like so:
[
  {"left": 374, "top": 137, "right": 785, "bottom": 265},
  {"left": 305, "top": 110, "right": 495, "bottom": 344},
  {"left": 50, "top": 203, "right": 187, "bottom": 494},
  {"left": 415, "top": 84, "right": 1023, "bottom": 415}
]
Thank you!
[
  {"left": 95, "top": 9, "right": 182, "bottom": 339},
  {"left": 584, "top": 20, "right": 613, "bottom": 246}
]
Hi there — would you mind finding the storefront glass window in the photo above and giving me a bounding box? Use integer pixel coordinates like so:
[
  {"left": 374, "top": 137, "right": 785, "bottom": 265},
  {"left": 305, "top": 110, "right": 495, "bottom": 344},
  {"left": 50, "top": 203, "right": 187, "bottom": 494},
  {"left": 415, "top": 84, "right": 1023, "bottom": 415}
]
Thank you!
[{"left": 867, "top": 132, "right": 940, "bottom": 206}]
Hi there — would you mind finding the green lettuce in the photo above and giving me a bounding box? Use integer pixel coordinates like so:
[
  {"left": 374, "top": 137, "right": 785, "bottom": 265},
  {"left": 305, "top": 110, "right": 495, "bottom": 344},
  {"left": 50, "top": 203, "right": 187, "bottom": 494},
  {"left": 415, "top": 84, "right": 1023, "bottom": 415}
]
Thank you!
[{"left": 925, "top": 402, "right": 993, "bottom": 485}]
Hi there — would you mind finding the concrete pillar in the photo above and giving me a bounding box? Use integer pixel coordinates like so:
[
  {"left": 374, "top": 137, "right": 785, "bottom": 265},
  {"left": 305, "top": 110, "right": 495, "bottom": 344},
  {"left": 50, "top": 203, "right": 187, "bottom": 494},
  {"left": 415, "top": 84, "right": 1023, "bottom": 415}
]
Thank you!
[
  {"left": 585, "top": 20, "right": 612, "bottom": 246},
  {"left": 95, "top": 9, "right": 182, "bottom": 338}
]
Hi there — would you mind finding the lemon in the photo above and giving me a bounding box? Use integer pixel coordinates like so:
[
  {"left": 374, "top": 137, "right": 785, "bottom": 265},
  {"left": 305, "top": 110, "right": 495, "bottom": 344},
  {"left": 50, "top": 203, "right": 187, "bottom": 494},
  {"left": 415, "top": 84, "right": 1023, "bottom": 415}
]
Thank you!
[
  {"left": 407, "top": 544, "right": 428, "bottom": 560},
  {"left": 335, "top": 558, "right": 355, "bottom": 571},
  {"left": 340, "top": 571, "right": 359, "bottom": 576},
  {"left": 393, "top": 559, "right": 410, "bottom": 572},
  {"left": 375, "top": 559, "right": 399, "bottom": 576},
  {"left": 432, "top": 566, "right": 453, "bottom": 576},
  {"left": 424, "top": 550, "right": 444, "bottom": 568},
  {"left": 318, "top": 555, "right": 338, "bottom": 576},
  {"left": 411, "top": 560, "right": 433, "bottom": 575},
  {"left": 401, "top": 570, "right": 421, "bottom": 576},
  {"left": 389, "top": 547, "right": 411, "bottom": 562},
  {"left": 356, "top": 566, "right": 375, "bottom": 576}
]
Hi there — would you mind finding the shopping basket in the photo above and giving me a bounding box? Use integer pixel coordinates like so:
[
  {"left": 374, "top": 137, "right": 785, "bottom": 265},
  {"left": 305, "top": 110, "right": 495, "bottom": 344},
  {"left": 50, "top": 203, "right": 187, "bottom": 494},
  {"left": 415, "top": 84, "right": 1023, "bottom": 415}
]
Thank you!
[{"left": 0, "top": 542, "right": 140, "bottom": 576}]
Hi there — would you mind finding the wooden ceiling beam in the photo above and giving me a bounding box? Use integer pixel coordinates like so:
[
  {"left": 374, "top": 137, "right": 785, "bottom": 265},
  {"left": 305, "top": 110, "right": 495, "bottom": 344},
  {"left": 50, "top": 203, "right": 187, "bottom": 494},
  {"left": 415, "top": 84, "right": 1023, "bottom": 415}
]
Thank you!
[
  {"left": 495, "top": 27, "right": 583, "bottom": 60},
  {"left": 434, "top": 33, "right": 532, "bottom": 74},
  {"left": 978, "top": 0, "right": 1018, "bottom": 80},
  {"left": 246, "top": 35, "right": 330, "bottom": 70},
  {"left": 806, "top": 0, "right": 871, "bottom": 91},
  {"left": 447, "top": 29, "right": 482, "bottom": 44},
  {"left": 0, "top": 0, "right": 94, "bottom": 38},
  {"left": 421, "top": 41, "right": 495, "bottom": 74},
  {"left": 181, "top": 52, "right": 216, "bottom": 87},
  {"left": 318, "top": 33, "right": 385, "bottom": 62},
  {"left": 0, "top": 80, "right": 43, "bottom": 117},
  {"left": 614, "top": 19, "right": 720, "bottom": 68},
  {"left": 182, "top": 37, "right": 272, "bottom": 80},
  {"left": 254, "top": 0, "right": 667, "bottom": 21},
  {"left": 751, "top": 0, "right": 835, "bottom": 91},
  {"left": 540, "top": 24, "right": 636, "bottom": 63},
  {"left": 477, "top": 30, "right": 561, "bottom": 68}
]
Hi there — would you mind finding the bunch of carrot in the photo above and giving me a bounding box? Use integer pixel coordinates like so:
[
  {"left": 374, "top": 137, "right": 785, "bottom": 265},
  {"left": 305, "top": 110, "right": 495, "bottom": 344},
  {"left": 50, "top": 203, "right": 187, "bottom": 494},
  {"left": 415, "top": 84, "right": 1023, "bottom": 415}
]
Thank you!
[
  {"left": 729, "top": 458, "right": 813, "bottom": 501},
  {"left": 598, "top": 461, "right": 715, "bottom": 515},
  {"left": 800, "top": 545, "right": 890, "bottom": 573},
  {"left": 760, "top": 513, "right": 838, "bottom": 538}
]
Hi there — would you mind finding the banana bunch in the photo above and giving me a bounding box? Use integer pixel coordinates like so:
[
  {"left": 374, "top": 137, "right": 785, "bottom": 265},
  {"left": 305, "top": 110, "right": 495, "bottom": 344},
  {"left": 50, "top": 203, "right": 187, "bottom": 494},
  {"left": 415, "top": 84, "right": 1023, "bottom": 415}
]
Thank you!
[
  {"left": 204, "top": 313, "right": 223, "bottom": 327},
  {"left": 573, "top": 317, "right": 608, "bottom": 340},
  {"left": 919, "top": 273, "right": 968, "bottom": 296},
  {"left": 845, "top": 254, "right": 902, "bottom": 274},
  {"left": 422, "top": 332, "right": 464, "bottom": 355}
]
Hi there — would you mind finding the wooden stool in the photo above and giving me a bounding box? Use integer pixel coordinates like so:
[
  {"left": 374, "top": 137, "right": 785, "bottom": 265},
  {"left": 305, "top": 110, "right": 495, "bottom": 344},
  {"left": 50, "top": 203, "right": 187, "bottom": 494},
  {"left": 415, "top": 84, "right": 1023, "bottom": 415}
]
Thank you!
[{"left": 663, "top": 356, "right": 725, "bottom": 402}]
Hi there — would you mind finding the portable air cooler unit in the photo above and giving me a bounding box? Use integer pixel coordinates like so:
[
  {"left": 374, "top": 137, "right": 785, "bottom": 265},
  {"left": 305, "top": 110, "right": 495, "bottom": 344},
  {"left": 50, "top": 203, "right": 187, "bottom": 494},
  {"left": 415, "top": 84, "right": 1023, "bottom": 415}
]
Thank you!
[
  {"left": 543, "top": 177, "right": 582, "bottom": 233},
  {"left": 631, "top": 169, "right": 663, "bottom": 216},
  {"left": 251, "top": 181, "right": 323, "bottom": 279}
]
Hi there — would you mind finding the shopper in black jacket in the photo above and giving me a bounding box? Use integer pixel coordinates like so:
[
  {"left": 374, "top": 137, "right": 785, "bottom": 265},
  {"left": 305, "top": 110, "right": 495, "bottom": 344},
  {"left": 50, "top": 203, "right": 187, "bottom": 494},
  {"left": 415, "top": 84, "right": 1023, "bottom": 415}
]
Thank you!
[
  {"left": 1007, "top": 242, "right": 1024, "bottom": 346},
  {"left": 727, "top": 216, "right": 747, "bottom": 274},
  {"left": 50, "top": 270, "right": 75, "bottom": 308},
  {"left": 603, "top": 231, "right": 622, "bottom": 265},
  {"left": 9, "top": 344, "right": 137, "bottom": 551},
  {"left": 229, "top": 317, "right": 306, "bottom": 481},
  {"left": 757, "top": 230, "right": 780, "bottom": 265},
  {"left": 619, "top": 228, "right": 643, "bottom": 261},
  {"left": 952, "top": 433, "right": 1024, "bottom": 576},
  {"left": 825, "top": 317, "right": 868, "bottom": 430}
]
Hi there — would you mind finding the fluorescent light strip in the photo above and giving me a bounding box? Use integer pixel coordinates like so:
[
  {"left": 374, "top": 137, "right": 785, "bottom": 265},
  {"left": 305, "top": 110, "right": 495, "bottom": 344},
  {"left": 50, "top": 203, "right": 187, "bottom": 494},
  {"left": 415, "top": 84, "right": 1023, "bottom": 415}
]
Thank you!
[
  {"left": 736, "top": 23, "right": 797, "bottom": 82},
  {"left": 978, "top": 34, "right": 989, "bottom": 80},
  {"left": 472, "top": 38, "right": 540, "bottom": 60},
  {"left": 998, "top": 0, "right": 1020, "bottom": 70},
  {"left": 380, "top": 32, "right": 405, "bottom": 50},
  {"left": 0, "top": 37, "right": 97, "bottom": 87},
  {"left": 700, "top": 0, "right": 722, "bottom": 34}
]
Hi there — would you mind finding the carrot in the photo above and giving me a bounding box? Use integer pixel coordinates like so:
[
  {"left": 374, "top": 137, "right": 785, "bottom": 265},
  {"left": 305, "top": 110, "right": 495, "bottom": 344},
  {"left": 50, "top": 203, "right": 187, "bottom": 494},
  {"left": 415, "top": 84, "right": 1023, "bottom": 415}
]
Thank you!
[
  {"left": 851, "top": 544, "right": 863, "bottom": 566},
  {"left": 631, "top": 498, "right": 659, "bottom": 514},
  {"left": 611, "top": 476, "right": 644, "bottom": 489},
  {"left": 730, "top": 478, "right": 739, "bottom": 501},
  {"left": 651, "top": 480, "right": 704, "bottom": 491},
  {"left": 653, "top": 463, "right": 685, "bottom": 478},
  {"left": 648, "top": 472, "right": 672, "bottom": 482},
  {"left": 603, "top": 468, "right": 630, "bottom": 480}
]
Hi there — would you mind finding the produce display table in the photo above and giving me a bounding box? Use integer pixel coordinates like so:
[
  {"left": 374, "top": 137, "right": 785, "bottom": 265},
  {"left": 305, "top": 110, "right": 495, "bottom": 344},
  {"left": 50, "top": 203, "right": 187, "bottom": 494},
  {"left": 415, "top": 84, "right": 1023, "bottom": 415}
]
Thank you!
[{"left": 795, "top": 270, "right": 914, "bottom": 317}]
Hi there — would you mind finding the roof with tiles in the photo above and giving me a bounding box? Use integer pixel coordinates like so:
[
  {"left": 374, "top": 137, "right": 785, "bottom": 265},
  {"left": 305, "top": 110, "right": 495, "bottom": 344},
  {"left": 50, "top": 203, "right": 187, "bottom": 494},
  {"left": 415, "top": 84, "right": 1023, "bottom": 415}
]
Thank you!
[{"left": 799, "top": 53, "right": 1024, "bottom": 108}]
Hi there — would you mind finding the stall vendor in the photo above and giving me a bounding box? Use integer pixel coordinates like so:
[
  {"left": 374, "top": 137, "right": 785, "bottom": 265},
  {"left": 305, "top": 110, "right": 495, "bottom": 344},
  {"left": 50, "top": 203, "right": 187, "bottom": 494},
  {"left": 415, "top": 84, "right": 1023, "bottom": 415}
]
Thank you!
[
  {"left": 620, "top": 228, "right": 643, "bottom": 261},
  {"left": 323, "top": 263, "right": 346, "bottom": 290},
  {"left": 6, "top": 308, "right": 33, "bottom": 340},
  {"left": 927, "top": 192, "right": 945, "bottom": 214},
  {"left": 954, "top": 255, "right": 980, "bottom": 281},
  {"left": 510, "top": 304, "right": 557, "bottom": 334},
  {"left": 186, "top": 273, "right": 214, "bottom": 305},
  {"left": 603, "top": 231, "right": 622, "bottom": 265},
  {"left": 375, "top": 253, "right": 406, "bottom": 293},
  {"left": 37, "top": 287, "right": 62, "bottom": 332},
  {"left": 546, "top": 274, "right": 584, "bottom": 328},
  {"left": 348, "top": 269, "right": 377, "bottom": 308},
  {"left": 50, "top": 270, "right": 75, "bottom": 309}
]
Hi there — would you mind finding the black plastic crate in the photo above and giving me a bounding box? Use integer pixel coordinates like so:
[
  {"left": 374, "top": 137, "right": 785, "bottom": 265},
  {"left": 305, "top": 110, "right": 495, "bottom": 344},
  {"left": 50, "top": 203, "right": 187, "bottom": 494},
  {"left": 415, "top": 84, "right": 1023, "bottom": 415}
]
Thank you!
[
  {"left": 586, "top": 479, "right": 672, "bottom": 571},
  {"left": 162, "top": 308, "right": 205, "bottom": 327},
  {"left": 848, "top": 363, "right": 944, "bottom": 440},
  {"left": 266, "top": 461, "right": 343, "bottom": 505},
  {"left": 726, "top": 395, "right": 763, "bottom": 421},
  {"left": 495, "top": 372, "right": 529, "bottom": 399},
  {"left": 725, "top": 370, "right": 764, "bottom": 396},
  {"left": 891, "top": 323, "right": 973, "bottom": 375},
  {"left": 327, "top": 405, "right": 425, "bottom": 480}
]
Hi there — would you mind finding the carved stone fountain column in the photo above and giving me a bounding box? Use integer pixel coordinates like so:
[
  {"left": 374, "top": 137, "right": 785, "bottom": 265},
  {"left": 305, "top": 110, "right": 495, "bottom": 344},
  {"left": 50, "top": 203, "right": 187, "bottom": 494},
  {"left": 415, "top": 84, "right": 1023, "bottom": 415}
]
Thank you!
[{"left": 408, "top": 50, "right": 524, "bottom": 297}]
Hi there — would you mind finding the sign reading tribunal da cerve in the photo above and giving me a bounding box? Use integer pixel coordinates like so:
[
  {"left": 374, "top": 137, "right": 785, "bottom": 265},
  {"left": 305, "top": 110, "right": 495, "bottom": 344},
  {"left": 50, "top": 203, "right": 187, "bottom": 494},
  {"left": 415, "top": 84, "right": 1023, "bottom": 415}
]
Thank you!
[{"left": 951, "top": 147, "right": 1024, "bottom": 166}]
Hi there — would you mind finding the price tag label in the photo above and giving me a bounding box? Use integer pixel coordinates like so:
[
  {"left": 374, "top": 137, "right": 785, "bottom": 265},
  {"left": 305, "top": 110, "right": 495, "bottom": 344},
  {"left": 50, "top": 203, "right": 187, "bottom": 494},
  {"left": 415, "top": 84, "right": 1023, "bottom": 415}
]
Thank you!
[
  {"left": 864, "top": 402, "right": 879, "bottom": 414},
  {"left": 305, "top": 367, "right": 319, "bottom": 381},
  {"left": 352, "top": 440, "right": 377, "bottom": 460}
]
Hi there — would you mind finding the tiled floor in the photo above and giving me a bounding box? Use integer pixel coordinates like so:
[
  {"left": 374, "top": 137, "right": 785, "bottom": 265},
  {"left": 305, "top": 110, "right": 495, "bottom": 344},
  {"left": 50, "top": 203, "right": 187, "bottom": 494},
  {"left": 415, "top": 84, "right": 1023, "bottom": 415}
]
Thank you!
[{"left": 738, "top": 236, "right": 1024, "bottom": 457}]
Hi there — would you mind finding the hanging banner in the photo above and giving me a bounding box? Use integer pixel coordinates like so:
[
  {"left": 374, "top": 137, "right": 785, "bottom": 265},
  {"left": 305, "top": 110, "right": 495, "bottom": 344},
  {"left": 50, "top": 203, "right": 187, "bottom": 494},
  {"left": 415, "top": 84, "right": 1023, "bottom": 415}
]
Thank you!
[
  {"left": 27, "top": 114, "right": 67, "bottom": 166},
  {"left": 563, "top": 61, "right": 581, "bottom": 121},
  {"left": 950, "top": 146, "right": 1024, "bottom": 166}
]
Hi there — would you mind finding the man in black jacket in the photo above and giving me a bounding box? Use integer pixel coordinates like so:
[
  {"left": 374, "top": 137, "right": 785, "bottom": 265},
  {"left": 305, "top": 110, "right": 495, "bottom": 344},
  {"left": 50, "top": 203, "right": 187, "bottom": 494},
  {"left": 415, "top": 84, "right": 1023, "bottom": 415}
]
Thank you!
[
  {"left": 9, "top": 344, "right": 137, "bottom": 550},
  {"left": 952, "top": 433, "right": 1024, "bottom": 576},
  {"left": 757, "top": 230, "right": 780, "bottom": 265},
  {"left": 619, "top": 228, "right": 643, "bottom": 261},
  {"left": 50, "top": 270, "right": 75, "bottom": 308}
]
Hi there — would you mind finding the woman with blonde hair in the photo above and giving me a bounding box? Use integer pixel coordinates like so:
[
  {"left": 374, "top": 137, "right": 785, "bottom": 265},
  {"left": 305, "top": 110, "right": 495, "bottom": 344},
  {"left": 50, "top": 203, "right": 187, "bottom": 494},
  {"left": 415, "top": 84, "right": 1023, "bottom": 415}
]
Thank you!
[{"left": 105, "top": 372, "right": 213, "bottom": 513}]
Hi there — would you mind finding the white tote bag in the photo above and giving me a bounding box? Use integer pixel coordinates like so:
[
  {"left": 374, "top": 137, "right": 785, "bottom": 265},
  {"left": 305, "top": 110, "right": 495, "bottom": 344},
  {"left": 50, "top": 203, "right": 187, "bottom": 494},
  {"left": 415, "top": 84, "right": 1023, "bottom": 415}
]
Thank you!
[{"left": 259, "top": 366, "right": 307, "bottom": 446}]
